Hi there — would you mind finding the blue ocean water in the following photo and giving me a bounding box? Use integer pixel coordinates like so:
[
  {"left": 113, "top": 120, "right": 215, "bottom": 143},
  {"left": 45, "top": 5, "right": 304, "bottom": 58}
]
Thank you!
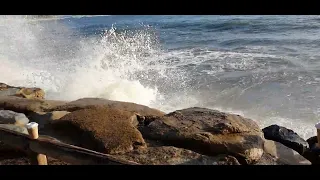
[{"left": 1, "top": 15, "right": 320, "bottom": 138}]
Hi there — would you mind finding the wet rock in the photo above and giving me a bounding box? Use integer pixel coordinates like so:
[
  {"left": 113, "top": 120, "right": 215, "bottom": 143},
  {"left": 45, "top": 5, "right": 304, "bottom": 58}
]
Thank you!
[
  {"left": 42, "top": 107, "right": 146, "bottom": 154},
  {"left": 262, "top": 125, "right": 309, "bottom": 155},
  {"left": 263, "top": 140, "right": 311, "bottom": 165},
  {"left": 138, "top": 107, "right": 265, "bottom": 164},
  {"left": 114, "top": 146, "right": 240, "bottom": 165},
  {"left": 48, "top": 98, "right": 165, "bottom": 116},
  {"left": 0, "top": 110, "right": 29, "bottom": 126}
]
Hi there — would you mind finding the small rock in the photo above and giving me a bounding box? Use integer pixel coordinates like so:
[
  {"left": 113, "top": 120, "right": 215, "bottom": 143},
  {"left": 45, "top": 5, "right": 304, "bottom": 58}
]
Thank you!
[
  {"left": 0, "top": 110, "right": 29, "bottom": 126},
  {"left": 262, "top": 125, "right": 309, "bottom": 155}
]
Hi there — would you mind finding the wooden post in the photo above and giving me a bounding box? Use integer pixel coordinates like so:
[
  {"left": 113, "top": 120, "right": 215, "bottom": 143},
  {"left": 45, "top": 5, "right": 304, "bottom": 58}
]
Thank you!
[{"left": 26, "top": 122, "right": 48, "bottom": 165}]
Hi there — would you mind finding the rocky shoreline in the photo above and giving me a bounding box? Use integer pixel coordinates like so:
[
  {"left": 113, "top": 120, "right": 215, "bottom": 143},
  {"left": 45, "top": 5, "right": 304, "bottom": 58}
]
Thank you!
[{"left": 0, "top": 82, "right": 319, "bottom": 165}]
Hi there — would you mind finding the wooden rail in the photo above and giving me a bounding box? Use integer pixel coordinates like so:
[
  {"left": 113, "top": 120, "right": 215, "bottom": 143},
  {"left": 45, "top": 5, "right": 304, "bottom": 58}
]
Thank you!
[{"left": 0, "top": 124, "right": 140, "bottom": 165}]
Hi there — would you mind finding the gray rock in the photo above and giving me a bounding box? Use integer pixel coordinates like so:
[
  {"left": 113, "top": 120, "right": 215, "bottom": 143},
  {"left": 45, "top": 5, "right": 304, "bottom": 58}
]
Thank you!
[{"left": 0, "top": 110, "right": 29, "bottom": 125}]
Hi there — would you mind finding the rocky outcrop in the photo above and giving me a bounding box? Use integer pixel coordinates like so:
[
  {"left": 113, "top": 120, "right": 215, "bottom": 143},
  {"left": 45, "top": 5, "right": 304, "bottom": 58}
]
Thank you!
[
  {"left": 0, "top": 110, "right": 29, "bottom": 126},
  {"left": 114, "top": 146, "right": 240, "bottom": 165},
  {"left": 0, "top": 83, "right": 45, "bottom": 100},
  {"left": 138, "top": 107, "right": 265, "bottom": 164},
  {"left": 41, "top": 107, "right": 146, "bottom": 154},
  {"left": 263, "top": 140, "right": 311, "bottom": 165},
  {"left": 48, "top": 98, "right": 165, "bottom": 116},
  {"left": 262, "top": 125, "right": 309, "bottom": 155},
  {"left": 0, "top": 82, "right": 316, "bottom": 165}
]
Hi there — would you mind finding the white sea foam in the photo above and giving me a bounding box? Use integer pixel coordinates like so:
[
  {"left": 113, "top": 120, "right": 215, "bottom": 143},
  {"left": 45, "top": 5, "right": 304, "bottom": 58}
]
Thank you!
[{"left": 0, "top": 16, "right": 162, "bottom": 106}]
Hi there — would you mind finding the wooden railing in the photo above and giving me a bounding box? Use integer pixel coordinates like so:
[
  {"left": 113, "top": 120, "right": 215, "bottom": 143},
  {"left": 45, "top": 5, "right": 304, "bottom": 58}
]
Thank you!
[{"left": 0, "top": 123, "right": 140, "bottom": 165}]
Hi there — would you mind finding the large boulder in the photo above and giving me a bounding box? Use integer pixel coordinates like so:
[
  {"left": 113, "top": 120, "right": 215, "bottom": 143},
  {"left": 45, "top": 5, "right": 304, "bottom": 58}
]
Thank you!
[
  {"left": 114, "top": 146, "right": 240, "bottom": 165},
  {"left": 262, "top": 125, "right": 309, "bottom": 155},
  {"left": 0, "top": 82, "right": 45, "bottom": 100},
  {"left": 47, "top": 98, "right": 165, "bottom": 116},
  {"left": 0, "top": 110, "right": 29, "bottom": 126},
  {"left": 138, "top": 107, "right": 265, "bottom": 164},
  {"left": 263, "top": 140, "right": 311, "bottom": 165},
  {"left": 41, "top": 106, "right": 146, "bottom": 154},
  {"left": 0, "top": 96, "right": 66, "bottom": 115}
]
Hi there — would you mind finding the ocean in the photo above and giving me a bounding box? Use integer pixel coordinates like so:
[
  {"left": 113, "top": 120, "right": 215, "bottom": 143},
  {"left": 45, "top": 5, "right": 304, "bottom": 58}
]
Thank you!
[{"left": 1, "top": 15, "right": 319, "bottom": 139}]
